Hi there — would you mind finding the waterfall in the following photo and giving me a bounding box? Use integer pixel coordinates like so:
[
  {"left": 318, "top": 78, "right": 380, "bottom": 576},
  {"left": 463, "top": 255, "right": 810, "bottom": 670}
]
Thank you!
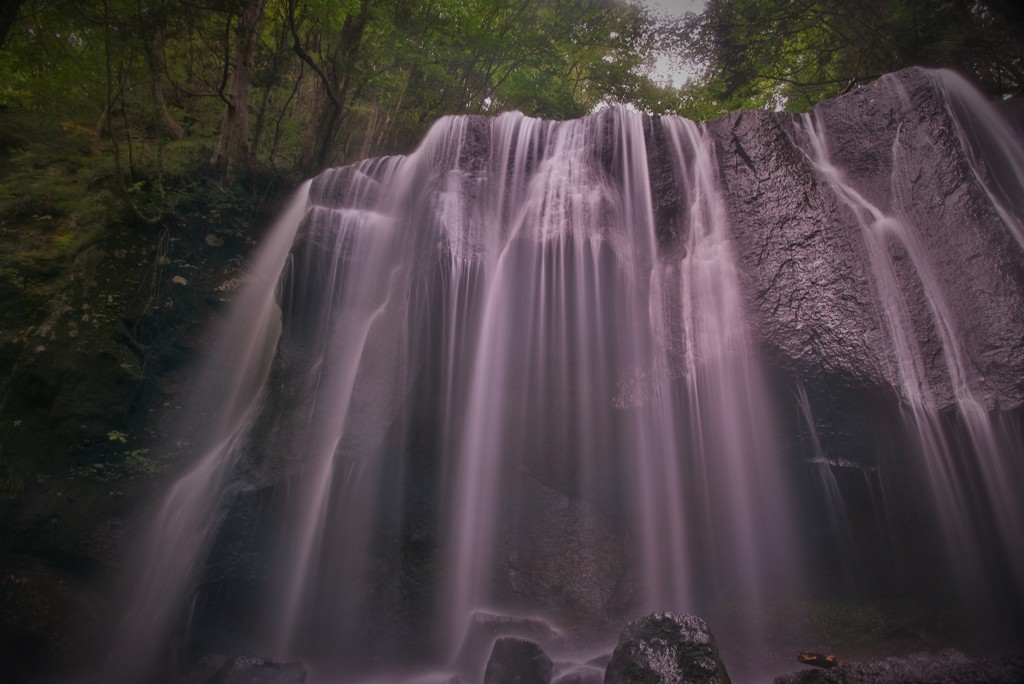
[
  {"left": 795, "top": 383, "right": 860, "bottom": 589},
  {"left": 105, "top": 185, "right": 310, "bottom": 682},
  {"left": 105, "top": 67, "right": 1024, "bottom": 682},
  {"left": 797, "top": 82, "right": 1024, "bottom": 613}
]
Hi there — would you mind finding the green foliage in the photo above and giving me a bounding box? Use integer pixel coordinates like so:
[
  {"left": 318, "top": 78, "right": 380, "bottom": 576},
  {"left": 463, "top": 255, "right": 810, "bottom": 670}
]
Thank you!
[
  {"left": 2, "top": 0, "right": 1020, "bottom": 183},
  {"left": 72, "top": 447, "right": 164, "bottom": 481},
  {"left": 106, "top": 429, "right": 128, "bottom": 443},
  {"left": 0, "top": 457, "right": 28, "bottom": 499},
  {"left": 0, "top": 0, "right": 691, "bottom": 183},
  {"left": 672, "top": 0, "right": 1024, "bottom": 116},
  {"left": 0, "top": 107, "right": 122, "bottom": 273},
  {"left": 0, "top": 1, "right": 107, "bottom": 115}
]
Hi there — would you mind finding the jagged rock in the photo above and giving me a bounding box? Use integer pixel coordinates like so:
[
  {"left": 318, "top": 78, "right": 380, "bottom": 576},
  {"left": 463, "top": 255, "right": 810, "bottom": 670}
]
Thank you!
[
  {"left": 458, "top": 612, "right": 563, "bottom": 680},
  {"left": 207, "top": 654, "right": 306, "bottom": 684},
  {"left": 711, "top": 67, "right": 1024, "bottom": 412},
  {"left": 708, "top": 105, "right": 889, "bottom": 395},
  {"left": 773, "top": 648, "right": 1024, "bottom": 683},
  {"left": 483, "top": 637, "right": 553, "bottom": 684},
  {"left": 603, "top": 612, "right": 731, "bottom": 684}
]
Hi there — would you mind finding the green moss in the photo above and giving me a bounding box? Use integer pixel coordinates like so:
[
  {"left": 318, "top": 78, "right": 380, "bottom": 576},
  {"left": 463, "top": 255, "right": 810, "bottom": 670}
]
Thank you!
[
  {"left": 0, "top": 457, "right": 28, "bottom": 499},
  {"left": 71, "top": 447, "right": 165, "bottom": 482}
]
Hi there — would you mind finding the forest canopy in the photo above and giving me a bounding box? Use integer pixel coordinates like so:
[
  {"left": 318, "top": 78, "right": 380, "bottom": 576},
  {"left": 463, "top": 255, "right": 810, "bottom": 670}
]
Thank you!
[
  {"left": 0, "top": 0, "right": 1021, "bottom": 186},
  {"left": 0, "top": 0, "right": 680, "bottom": 178},
  {"left": 674, "top": 0, "right": 1024, "bottom": 116}
]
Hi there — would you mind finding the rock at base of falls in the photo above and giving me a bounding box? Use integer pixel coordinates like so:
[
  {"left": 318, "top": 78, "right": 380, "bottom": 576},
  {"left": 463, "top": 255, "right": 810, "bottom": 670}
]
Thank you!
[
  {"left": 603, "top": 612, "right": 731, "bottom": 684},
  {"left": 483, "top": 637, "right": 554, "bottom": 684},
  {"left": 773, "top": 648, "right": 1024, "bottom": 684},
  {"left": 207, "top": 654, "right": 307, "bottom": 684},
  {"left": 458, "top": 611, "right": 564, "bottom": 681}
]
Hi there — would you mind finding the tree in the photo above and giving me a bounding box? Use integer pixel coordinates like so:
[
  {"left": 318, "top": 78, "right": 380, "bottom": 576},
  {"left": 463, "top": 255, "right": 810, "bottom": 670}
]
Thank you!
[
  {"left": 674, "top": 0, "right": 1024, "bottom": 115},
  {"left": 141, "top": 0, "right": 185, "bottom": 140},
  {"left": 0, "top": 0, "right": 28, "bottom": 48},
  {"left": 0, "top": 0, "right": 680, "bottom": 185},
  {"left": 210, "top": 0, "right": 269, "bottom": 172},
  {"left": 289, "top": 0, "right": 370, "bottom": 174}
]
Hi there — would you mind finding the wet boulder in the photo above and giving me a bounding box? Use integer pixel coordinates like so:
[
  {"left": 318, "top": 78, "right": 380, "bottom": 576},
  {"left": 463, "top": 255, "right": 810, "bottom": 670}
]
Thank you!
[
  {"left": 458, "top": 612, "right": 563, "bottom": 681},
  {"left": 207, "top": 654, "right": 306, "bottom": 684},
  {"left": 603, "top": 612, "right": 731, "bottom": 684},
  {"left": 483, "top": 637, "right": 553, "bottom": 684}
]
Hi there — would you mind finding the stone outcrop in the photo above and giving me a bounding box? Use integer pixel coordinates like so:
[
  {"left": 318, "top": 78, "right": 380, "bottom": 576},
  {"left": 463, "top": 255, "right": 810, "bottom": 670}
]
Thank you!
[
  {"left": 483, "top": 637, "right": 553, "bottom": 684},
  {"left": 708, "top": 67, "right": 1024, "bottom": 412},
  {"left": 207, "top": 654, "right": 307, "bottom": 684},
  {"left": 457, "top": 612, "right": 563, "bottom": 680},
  {"left": 603, "top": 612, "right": 731, "bottom": 684}
]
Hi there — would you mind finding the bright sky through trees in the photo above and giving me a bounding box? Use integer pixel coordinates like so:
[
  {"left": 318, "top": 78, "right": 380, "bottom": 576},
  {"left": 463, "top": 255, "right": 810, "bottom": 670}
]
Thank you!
[{"left": 638, "top": 0, "right": 707, "bottom": 86}]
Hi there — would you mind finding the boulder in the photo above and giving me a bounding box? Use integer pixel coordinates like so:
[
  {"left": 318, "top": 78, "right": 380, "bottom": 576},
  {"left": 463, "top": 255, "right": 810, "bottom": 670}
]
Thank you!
[
  {"left": 603, "top": 612, "right": 731, "bottom": 684},
  {"left": 207, "top": 654, "right": 306, "bottom": 684},
  {"left": 483, "top": 637, "right": 554, "bottom": 684},
  {"left": 458, "top": 611, "right": 563, "bottom": 680}
]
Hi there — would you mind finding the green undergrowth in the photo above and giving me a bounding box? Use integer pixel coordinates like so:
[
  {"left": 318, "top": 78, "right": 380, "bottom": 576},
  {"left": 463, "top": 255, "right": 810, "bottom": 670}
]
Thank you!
[
  {"left": 0, "top": 114, "right": 113, "bottom": 273},
  {"left": 0, "top": 105, "right": 291, "bottom": 284},
  {"left": 0, "top": 458, "right": 29, "bottom": 499},
  {"left": 71, "top": 448, "right": 166, "bottom": 483},
  {"left": 0, "top": 104, "right": 294, "bottom": 503}
]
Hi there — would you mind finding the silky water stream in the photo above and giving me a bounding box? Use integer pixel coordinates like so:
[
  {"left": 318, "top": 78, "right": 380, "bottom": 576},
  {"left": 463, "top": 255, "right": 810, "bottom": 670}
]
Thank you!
[{"left": 103, "top": 69, "right": 1024, "bottom": 683}]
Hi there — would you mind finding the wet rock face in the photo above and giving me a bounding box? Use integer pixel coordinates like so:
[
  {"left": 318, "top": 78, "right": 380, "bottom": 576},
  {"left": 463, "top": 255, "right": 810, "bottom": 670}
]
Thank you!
[
  {"left": 711, "top": 67, "right": 1024, "bottom": 412},
  {"left": 499, "top": 476, "right": 634, "bottom": 625},
  {"left": 809, "top": 69, "right": 1024, "bottom": 411},
  {"left": 710, "top": 108, "right": 890, "bottom": 394},
  {"left": 603, "top": 612, "right": 731, "bottom": 684}
]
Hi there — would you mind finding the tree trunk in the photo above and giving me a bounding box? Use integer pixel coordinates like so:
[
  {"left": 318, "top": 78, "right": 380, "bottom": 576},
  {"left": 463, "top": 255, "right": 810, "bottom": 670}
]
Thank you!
[
  {"left": 210, "top": 0, "right": 268, "bottom": 172},
  {"left": 146, "top": 19, "right": 185, "bottom": 140},
  {"left": 0, "top": 0, "right": 26, "bottom": 48},
  {"left": 249, "top": 14, "right": 291, "bottom": 165},
  {"left": 293, "top": 0, "right": 371, "bottom": 175}
]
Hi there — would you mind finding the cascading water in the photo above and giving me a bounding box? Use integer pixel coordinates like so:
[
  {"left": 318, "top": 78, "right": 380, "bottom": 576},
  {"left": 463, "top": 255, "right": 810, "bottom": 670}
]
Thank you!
[
  {"left": 104, "top": 186, "right": 310, "bottom": 683},
  {"left": 796, "top": 76, "right": 1024, "bottom": 614},
  {"left": 104, "top": 67, "right": 1024, "bottom": 683},
  {"left": 106, "top": 107, "right": 799, "bottom": 681},
  {"left": 794, "top": 383, "right": 860, "bottom": 589}
]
